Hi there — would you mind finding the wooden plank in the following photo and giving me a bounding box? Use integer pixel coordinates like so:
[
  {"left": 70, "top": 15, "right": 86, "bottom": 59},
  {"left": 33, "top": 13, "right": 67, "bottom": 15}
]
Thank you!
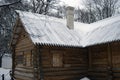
[
  {"left": 14, "top": 71, "right": 34, "bottom": 78},
  {"left": 107, "top": 43, "right": 112, "bottom": 67},
  {"left": 44, "top": 70, "right": 86, "bottom": 76},
  {"left": 15, "top": 67, "right": 33, "bottom": 73},
  {"left": 43, "top": 67, "right": 87, "bottom": 72},
  {"left": 38, "top": 46, "right": 44, "bottom": 80},
  {"left": 14, "top": 74, "right": 33, "bottom": 80},
  {"left": 44, "top": 74, "right": 85, "bottom": 80},
  {"left": 88, "top": 47, "right": 92, "bottom": 69},
  {"left": 12, "top": 45, "right": 16, "bottom": 77}
]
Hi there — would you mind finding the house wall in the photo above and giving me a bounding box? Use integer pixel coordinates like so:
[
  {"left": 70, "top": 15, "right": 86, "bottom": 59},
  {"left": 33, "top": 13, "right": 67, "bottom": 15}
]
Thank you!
[
  {"left": 13, "top": 27, "right": 35, "bottom": 80},
  {"left": 111, "top": 42, "right": 120, "bottom": 80},
  {"left": 40, "top": 46, "right": 88, "bottom": 80},
  {"left": 88, "top": 41, "right": 120, "bottom": 80},
  {"left": 88, "top": 44, "right": 108, "bottom": 80}
]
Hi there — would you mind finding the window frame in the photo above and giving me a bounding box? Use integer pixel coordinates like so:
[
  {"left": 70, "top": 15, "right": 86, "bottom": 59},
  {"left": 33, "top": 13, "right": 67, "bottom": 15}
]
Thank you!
[{"left": 51, "top": 50, "right": 64, "bottom": 67}]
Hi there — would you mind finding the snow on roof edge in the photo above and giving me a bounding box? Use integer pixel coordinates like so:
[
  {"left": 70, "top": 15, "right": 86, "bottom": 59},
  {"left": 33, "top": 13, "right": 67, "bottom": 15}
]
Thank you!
[{"left": 15, "top": 10, "right": 120, "bottom": 48}]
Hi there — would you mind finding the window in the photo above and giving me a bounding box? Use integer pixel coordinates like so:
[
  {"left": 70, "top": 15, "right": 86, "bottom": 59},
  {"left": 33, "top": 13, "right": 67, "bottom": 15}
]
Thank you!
[
  {"left": 16, "top": 52, "right": 24, "bottom": 66},
  {"left": 16, "top": 51, "right": 33, "bottom": 67},
  {"left": 52, "top": 52, "right": 63, "bottom": 67},
  {"left": 26, "top": 53, "right": 31, "bottom": 66},
  {"left": 24, "top": 51, "right": 33, "bottom": 67},
  {"left": 17, "top": 55, "right": 23, "bottom": 64}
]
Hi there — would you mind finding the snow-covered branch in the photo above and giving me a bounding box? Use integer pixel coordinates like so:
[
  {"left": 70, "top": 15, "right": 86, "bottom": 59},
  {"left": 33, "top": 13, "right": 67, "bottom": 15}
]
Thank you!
[{"left": 0, "top": 0, "right": 21, "bottom": 7}]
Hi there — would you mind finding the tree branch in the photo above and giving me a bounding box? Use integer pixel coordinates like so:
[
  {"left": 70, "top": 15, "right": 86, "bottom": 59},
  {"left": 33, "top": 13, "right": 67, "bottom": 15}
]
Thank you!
[{"left": 0, "top": 0, "right": 21, "bottom": 7}]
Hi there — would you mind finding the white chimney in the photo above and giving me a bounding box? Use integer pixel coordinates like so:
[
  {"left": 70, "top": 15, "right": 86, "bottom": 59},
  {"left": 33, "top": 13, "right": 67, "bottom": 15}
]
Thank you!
[{"left": 66, "top": 6, "right": 74, "bottom": 29}]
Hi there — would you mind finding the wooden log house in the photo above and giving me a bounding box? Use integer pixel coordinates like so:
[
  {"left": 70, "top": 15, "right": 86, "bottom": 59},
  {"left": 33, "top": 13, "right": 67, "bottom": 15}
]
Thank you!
[{"left": 11, "top": 7, "right": 120, "bottom": 80}]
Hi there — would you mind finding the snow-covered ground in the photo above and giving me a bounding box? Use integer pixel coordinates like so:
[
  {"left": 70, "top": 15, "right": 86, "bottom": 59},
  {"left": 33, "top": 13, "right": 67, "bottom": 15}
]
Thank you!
[
  {"left": 80, "top": 77, "right": 90, "bottom": 80},
  {"left": 0, "top": 68, "right": 11, "bottom": 80}
]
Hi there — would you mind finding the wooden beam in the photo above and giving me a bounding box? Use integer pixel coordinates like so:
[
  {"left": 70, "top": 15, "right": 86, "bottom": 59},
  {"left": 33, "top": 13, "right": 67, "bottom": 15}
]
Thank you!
[
  {"left": 88, "top": 47, "right": 92, "bottom": 69},
  {"left": 38, "top": 46, "right": 44, "bottom": 80},
  {"left": 12, "top": 45, "right": 16, "bottom": 77},
  {"left": 107, "top": 43, "right": 113, "bottom": 80},
  {"left": 107, "top": 43, "right": 112, "bottom": 67},
  {"left": 0, "top": 0, "right": 21, "bottom": 7}
]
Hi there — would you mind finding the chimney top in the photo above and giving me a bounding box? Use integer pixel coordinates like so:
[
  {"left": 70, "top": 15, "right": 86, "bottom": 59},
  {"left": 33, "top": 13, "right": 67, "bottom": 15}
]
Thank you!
[
  {"left": 66, "top": 6, "right": 74, "bottom": 11},
  {"left": 66, "top": 6, "right": 74, "bottom": 29}
]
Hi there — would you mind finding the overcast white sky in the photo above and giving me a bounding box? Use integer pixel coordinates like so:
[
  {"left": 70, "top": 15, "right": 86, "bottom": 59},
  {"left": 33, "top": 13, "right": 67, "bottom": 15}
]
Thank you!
[
  {"left": 0, "top": 0, "right": 85, "bottom": 9},
  {"left": 60, "top": 0, "right": 84, "bottom": 8}
]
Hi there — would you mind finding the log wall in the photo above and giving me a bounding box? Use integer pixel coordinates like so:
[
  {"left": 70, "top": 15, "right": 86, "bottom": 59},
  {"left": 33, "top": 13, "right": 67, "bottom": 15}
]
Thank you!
[
  {"left": 88, "top": 44, "right": 108, "bottom": 80},
  {"left": 111, "top": 42, "right": 120, "bottom": 80},
  {"left": 14, "top": 27, "right": 35, "bottom": 80},
  {"left": 88, "top": 41, "right": 120, "bottom": 80},
  {"left": 40, "top": 46, "right": 88, "bottom": 80}
]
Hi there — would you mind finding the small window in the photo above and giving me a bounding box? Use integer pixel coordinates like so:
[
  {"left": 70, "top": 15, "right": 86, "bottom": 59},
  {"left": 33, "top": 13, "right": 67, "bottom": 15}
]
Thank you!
[
  {"left": 16, "top": 52, "right": 24, "bottom": 65},
  {"left": 24, "top": 51, "right": 33, "bottom": 67},
  {"left": 52, "top": 52, "right": 63, "bottom": 67},
  {"left": 16, "top": 51, "right": 33, "bottom": 67},
  {"left": 17, "top": 55, "right": 23, "bottom": 64},
  {"left": 26, "top": 53, "right": 31, "bottom": 66}
]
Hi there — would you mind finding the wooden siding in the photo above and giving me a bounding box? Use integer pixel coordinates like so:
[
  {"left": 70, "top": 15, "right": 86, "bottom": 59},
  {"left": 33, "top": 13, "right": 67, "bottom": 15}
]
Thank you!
[
  {"left": 88, "top": 44, "right": 108, "bottom": 80},
  {"left": 111, "top": 42, "right": 120, "bottom": 80},
  {"left": 88, "top": 41, "right": 120, "bottom": 80},
  {"left": 13, "top": 26, "right": 35, "bottom": 80},
  {"left": 40, "top": 46, "right": 88, "bottom": 80}
]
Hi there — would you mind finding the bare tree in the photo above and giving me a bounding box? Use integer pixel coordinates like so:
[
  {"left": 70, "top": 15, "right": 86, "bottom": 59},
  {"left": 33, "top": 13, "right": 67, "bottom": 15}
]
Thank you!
[
  {"left": 84, "top": 0, "right": 119, "bottom": 21},
  {"left": 75, "top": 8, "right": 96, "bottom": 23},
  {"left": 0, "top": 0, "right": 26, "bottom": 67},
  {"left": 0, "top": 0, "right": 60, "bottom": 67},
  {"left": 75, "top": 0, "right": 119, "bottom": 23},
  {"left": 0, "top": 0, "right": 21, "bottom": 7},
  {"left": 31, "top": 0, "right": 59, "bottom": 14}
]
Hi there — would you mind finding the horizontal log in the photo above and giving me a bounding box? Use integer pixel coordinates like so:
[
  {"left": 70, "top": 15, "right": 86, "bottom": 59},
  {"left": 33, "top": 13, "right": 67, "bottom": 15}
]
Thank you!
[
  {"left": 43, "top": 67, "right": 87, "bottom": 72},
  {"left": 44, "top": 74, "right": 86, "bottom": 80},
  {"left": 44, "top": 70, "right": 87, "bottom": 76},
  {"left": 88, "top": 72, "right": 108, "bottom": 76},
  {"left": 15, "top": 44, "right": 34, "bottom": 51},
  {"left": 88, "top": 68, "right": 107, "bottom": 72},
  {"left": 16, "top": 66, "right": 33, "bottom": 69},
  {"left": 14, "top": 74, "right": 33, "bottom": 80},
  {"left": 113, "top": 78, "right": 120, "bottom": 80},
  {"left": 15, "top": 67, "right": 34, "bottom": 73},
  {"left": 90, "top": 77, "right": 108, "bottom": 80},
  {"left": 64, "top": 60, "right": 87, "bottom": 64},
  {"left": 14, "top": 71, "right": 34, "bottom": 78}
]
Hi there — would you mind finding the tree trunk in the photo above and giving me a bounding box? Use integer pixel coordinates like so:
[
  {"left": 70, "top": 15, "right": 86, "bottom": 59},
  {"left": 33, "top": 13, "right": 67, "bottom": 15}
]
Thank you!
[{"left": 0, "top": 57, "right": 2, "bottom": 67}]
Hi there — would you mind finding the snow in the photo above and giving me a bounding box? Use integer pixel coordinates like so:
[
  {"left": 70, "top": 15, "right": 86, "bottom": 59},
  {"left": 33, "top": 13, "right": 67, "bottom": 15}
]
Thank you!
[
  {"left": 80, "top": 77, "right": 90, "bottom": 80},
  {"left": 16, "top": 10, "right": 86, "bottom": 47},
  {"left": 90, "top": 15, "right": 120, "bottom": 30},
  {"left": 0, "top": 68, "right": 11, "bottom": 80},
  {"left": 74, "top": 22, "right": 94, "bottom": 33},
  {"left": 81, "top": 15, "right": 120, "bottom": 46},
  {"left": 16, "top": 10, "right": 120, "bottom": 47},
  {"left": 2, "top": 54, "right": 12, "bottom": 69}
]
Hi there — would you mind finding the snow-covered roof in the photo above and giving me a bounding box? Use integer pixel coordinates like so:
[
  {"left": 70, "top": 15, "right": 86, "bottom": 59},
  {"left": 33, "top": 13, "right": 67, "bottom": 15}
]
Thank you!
[
  {"left": 81, "top": 15, "right": 120, "bottom": 46},
  {"left": 16, "top": 10, "right": 120, "bottom": 47},
  {"left": 16, "top": 10, "right": 86, "bottom": 47}
]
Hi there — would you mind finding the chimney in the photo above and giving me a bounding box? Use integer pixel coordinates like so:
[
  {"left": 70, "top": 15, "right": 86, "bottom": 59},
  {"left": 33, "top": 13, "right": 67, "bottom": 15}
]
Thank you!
[{"left": 66, "top": 6, "right": 74, "bottom": 29}]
